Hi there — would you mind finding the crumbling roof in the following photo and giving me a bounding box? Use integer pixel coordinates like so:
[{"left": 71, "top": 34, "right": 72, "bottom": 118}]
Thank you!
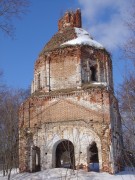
[
  {"left": 40, "top": 27, "right": 77, "bottom": 54},
  {"left": 40, "top": 27, "right": 104, "bottom": 55}
]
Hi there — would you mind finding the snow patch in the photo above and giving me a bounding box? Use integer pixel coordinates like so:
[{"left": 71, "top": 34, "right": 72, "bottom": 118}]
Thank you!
[
  {"left": 92, "top": 82, "right": 107, "bottom": 86},
  {"left": 61, "top": 28, "right": 104, "bottom": 49}
]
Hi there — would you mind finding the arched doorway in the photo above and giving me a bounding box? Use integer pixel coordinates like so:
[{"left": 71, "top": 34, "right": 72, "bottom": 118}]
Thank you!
[
  {"left": 55, "top": 140, "right": 75, "bottom": 169},
  {"left": 89, "top": 141, "right": 99, "bottom": 172}
]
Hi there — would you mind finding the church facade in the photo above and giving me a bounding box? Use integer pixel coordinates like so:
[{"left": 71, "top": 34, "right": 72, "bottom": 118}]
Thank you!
[{"left": 19, "top": 9, "right": 123, "bottom": 174}]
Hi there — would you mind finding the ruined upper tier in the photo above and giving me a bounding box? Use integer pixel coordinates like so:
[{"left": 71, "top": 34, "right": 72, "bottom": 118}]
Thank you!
[
  {"left": 31, "top": 10, "right": 113, "bottom": 94},
  {"left": 40, "top": 9, "right": 82, "bottom": 54},
  {"left": 40, "top": 10, "right": 104, "bottom": 54}
]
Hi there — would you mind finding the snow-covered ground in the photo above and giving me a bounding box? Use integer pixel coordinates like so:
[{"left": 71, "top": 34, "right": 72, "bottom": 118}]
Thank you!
[{"left": 0, "top": 168, "right": 135, "bottom": 180}]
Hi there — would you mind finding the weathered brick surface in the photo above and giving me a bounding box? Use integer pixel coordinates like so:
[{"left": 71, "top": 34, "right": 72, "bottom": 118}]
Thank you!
[
  {"left": 31, "top": 46, "right": 113, "bottom": 93},
  {"left": 19, "top": 9, "right": 123, "bottom": 174}
]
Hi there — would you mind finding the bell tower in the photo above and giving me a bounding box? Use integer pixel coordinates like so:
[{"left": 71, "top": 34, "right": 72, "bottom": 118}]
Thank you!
[{"left": 19, "top": 9, "right": 123, "bottom": 174}]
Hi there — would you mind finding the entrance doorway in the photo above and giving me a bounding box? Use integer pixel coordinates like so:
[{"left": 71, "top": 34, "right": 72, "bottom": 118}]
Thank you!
[
  {"left": 56, "top": 140, "right": 75, "bottom": 169},
  {"left": 89, "top": 141, "right": 99, "bottom": 172}
]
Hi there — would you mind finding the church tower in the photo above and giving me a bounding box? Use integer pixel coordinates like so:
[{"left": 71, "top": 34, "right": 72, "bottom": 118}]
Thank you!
[{"left": 19, "top": 9, "right": 123, "bottom": 173}]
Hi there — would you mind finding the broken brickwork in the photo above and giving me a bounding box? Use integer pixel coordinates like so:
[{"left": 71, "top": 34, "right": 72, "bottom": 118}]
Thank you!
[{"left": 58, "top": 9, "right": 82, "bottom": 30}]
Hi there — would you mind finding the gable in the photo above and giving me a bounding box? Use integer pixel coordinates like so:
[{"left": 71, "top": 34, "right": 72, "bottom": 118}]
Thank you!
[{"left": 41, "top": 99, "right": 104, "bottom": 123}]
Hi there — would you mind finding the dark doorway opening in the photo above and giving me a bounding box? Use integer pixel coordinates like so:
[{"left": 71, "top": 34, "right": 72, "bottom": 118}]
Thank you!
[
  {"left": 56, "top": 140, "right": 75, "bottom": 169},
  {"left": 89, "top": 141, "right": 99, "bottom": 172},
  {"left": 90, "top": 66, "right": 96, "bottom": 81}
]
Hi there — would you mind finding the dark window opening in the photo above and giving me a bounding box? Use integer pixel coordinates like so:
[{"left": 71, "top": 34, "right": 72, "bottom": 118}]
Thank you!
[
  {"left": 38, "top": 74, "right": 41, "bottom": 89},
  {"left": 56, "top": 140, "right": 75, "bottom": 169},
  {"left": 90, "top": 66, "right": 96, "bottom": 81}
]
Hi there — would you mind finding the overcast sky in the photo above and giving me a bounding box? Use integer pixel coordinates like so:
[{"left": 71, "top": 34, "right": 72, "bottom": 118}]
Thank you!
[{"left": 0, "top": 0, "right": 132, "bottom": 90}]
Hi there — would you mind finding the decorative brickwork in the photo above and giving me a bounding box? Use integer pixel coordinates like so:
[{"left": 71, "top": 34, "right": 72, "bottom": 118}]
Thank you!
[{"left": 19, "top": 10, "right": 123, "bottom": 174}]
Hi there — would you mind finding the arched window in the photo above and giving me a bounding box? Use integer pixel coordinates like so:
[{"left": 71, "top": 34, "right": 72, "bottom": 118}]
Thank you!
[{"left": 90, "top": 66, "right": 96, "bottom": 81}]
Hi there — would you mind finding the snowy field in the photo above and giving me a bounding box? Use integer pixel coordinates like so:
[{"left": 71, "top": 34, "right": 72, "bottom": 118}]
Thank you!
[{"left": 0, "top": 168, "right": 135, "bottom": 180}]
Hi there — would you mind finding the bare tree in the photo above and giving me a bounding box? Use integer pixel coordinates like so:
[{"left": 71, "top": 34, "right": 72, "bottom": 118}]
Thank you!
[
  {"left": 0, "top": 0, "right": 30, "bottom": 37},
  {"left": 118, "top": 74, "right": 135, "bottom": 167},
  {"left": 118, "top": 0, "right": 135, "bottom": 167},
  {"left": 0, "top": 70, "right": 30, "bottom": 179}
]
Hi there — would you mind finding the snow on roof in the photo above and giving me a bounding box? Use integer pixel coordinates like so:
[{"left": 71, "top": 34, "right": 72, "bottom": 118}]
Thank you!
[{"left": 61, "top": 28, "right": 104, "bottom": 49}]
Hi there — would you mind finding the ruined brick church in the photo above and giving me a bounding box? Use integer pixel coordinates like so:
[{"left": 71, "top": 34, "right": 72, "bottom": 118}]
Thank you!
[{"left": 19, "top": 9, "right": 123, "bottom": 174}]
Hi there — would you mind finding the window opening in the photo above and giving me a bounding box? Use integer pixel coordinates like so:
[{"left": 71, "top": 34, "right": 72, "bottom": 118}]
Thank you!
[
  {"left": 38, "top": 74, "right": 41, "bottom": 89},
  {"left": 90, "top": 66, "right": 96, "bottom": 81}
]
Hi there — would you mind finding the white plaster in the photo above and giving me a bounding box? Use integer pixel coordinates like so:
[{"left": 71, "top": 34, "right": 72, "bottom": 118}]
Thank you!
[
  {"left": 33, "top": 123, "right": 102, "bottom": 171},
  {"left": 68, "top": 96, "right": 109, "bottom": 113}
]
